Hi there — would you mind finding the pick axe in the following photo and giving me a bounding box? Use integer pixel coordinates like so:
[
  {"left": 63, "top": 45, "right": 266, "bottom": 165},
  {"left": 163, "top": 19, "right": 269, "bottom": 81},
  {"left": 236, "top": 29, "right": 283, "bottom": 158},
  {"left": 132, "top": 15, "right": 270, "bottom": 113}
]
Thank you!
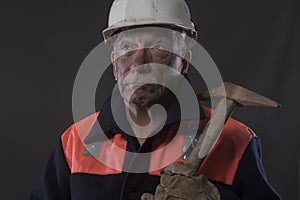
[{"left": 185, "top": 82, "right": 280, "bottom": 171}]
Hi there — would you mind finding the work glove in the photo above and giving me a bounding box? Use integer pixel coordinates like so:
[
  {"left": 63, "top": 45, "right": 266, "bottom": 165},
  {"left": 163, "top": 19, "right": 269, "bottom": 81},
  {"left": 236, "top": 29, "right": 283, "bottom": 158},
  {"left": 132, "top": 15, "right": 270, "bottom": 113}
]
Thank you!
[{"left": 141, "top": 162, "right": 220, "bottom": 200}]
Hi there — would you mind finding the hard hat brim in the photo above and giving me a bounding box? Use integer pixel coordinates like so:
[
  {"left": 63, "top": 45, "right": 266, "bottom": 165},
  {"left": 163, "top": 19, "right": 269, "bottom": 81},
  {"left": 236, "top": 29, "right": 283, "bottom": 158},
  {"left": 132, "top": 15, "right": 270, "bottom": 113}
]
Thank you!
[{"left": 102, "top": 20, "right": 197, "bottom": 43}]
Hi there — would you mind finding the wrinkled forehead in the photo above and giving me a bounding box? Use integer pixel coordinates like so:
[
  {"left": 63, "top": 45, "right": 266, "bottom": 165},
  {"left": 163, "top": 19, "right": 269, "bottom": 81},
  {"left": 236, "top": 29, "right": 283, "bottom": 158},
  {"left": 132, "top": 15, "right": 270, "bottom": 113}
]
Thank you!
[{"left": 114, "top": 27, "right": 175, "bottom": 43}]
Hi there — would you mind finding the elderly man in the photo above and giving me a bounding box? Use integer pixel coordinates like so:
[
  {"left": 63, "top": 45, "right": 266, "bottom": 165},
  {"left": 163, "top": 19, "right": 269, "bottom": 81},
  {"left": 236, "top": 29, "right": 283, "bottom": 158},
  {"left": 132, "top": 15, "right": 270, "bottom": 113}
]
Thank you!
[{"left": 30, "top": 0, "right": 281, "bottom": 199}]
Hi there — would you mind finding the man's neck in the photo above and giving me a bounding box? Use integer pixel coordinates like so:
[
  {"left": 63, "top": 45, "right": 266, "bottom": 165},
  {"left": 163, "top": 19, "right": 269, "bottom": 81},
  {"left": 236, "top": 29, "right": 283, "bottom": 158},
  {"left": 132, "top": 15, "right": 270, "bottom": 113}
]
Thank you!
[
  {"left": 127, "top": 105, "right": 151, "bottom": 127},
  {"left": 124, "top": 102, "right": 165, "bottom": 145}
]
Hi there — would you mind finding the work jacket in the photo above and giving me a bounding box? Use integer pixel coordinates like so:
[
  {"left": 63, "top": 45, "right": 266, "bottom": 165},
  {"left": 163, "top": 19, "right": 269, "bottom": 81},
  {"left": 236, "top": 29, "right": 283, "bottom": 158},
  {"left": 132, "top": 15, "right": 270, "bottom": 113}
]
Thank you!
[{"left": 29, "top": 97, "right": 281, "bottom": 200}]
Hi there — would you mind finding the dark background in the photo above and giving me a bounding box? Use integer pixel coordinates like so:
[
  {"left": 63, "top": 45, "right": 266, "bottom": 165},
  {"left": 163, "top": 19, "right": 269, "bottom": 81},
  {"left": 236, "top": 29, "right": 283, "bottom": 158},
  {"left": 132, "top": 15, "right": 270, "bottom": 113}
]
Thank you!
[{"left": 1, "top": 0, "right": 299, "bottom": 199}]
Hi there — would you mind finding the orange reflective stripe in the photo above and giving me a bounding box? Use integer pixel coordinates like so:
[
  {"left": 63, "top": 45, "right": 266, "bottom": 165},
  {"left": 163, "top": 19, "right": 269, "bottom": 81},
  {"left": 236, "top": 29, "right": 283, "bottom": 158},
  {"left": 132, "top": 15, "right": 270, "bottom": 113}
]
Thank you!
[
  {"left": 62, "top": 113, "right": 99, "bottom": 173},
  {"left": 96, "top": 134, "right": 127, "bottom": 173},
  {"left": 61, "top": 113, "right": 127, "bottom": 175},
  {"left": 149, "top": 133, "right": 185, "bottom": 175},
  {"left": 61, "top": 108, "right": 255, "bottom": 184},
  {"left": 148, "top": 107, "right": 255, "bottom": 186},
  {"left": 198, "top": 107, "right": 256, "bottom": 184},
  {"left": 73, "top": 112, "right": 100, "bottom": 140},
  {"left": 198, "top": 118, "right": 255, "bottom": 185}
]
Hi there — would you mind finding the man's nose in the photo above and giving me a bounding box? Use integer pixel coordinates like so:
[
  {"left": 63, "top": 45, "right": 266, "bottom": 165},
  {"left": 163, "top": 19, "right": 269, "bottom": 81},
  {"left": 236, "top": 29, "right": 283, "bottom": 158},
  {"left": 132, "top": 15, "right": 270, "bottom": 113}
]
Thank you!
[{"left": 130, "top": 49, "right": 152, "bottom": 74}]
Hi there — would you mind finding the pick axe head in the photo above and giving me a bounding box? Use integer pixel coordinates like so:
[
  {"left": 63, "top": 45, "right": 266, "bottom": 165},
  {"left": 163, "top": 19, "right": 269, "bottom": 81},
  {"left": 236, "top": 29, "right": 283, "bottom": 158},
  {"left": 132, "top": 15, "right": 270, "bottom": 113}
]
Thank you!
[{"left": 198, "top": 82, "right": 281, "bottom": 108}]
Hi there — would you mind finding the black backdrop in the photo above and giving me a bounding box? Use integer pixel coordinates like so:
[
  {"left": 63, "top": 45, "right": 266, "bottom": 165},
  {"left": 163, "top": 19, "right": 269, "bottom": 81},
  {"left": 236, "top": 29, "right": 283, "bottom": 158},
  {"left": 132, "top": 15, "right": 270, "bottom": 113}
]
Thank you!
[{"left": 1, "top": 0, "right": 299, "bottom": 199}]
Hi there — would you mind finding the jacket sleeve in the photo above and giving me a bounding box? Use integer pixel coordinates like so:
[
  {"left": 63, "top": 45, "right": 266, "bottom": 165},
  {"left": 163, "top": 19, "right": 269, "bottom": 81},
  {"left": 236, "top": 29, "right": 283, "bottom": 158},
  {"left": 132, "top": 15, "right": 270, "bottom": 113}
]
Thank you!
[
  {"left": 214, "top": 137, "right": 281, "bottom": 200},
  {"left": 29, "top": 140, "right": 71, "bottom": 200}
]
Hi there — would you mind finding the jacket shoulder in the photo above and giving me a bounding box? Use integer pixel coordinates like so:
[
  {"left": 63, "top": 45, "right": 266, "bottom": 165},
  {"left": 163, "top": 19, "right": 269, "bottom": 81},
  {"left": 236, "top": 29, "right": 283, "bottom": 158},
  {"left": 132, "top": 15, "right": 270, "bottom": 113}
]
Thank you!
[
  {"left": 199, "top": 107, "right": 256, "bottom": 185},
  {"left": 60, "top": 113, "right": 100, "bottom": 170},
  {"left": 61, "top": 112, "right": 100, "bottom": 141},
  {"left": 60, "top": 113, "right": 125, "bottom": 175}
]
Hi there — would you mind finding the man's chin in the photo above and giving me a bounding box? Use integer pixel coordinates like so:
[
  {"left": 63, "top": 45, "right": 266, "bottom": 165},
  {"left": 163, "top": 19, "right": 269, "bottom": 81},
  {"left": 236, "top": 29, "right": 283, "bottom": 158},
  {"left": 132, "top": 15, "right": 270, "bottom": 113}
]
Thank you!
[{"left": 129, "top": 94, "right": 160, "bottom": 109}]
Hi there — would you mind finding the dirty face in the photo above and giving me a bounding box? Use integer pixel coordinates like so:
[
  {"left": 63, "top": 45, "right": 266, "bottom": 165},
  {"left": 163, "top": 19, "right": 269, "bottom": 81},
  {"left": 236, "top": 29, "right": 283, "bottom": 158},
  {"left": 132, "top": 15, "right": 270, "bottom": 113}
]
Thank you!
[{"left": 111, "top": 27, "right": 190, "bottom": 109}]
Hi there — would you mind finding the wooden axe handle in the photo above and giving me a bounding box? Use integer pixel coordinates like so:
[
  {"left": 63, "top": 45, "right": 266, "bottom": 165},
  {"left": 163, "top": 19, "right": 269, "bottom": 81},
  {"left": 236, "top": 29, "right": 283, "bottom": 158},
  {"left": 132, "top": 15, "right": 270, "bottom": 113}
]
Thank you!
[{"left": 185, "top": 98, "right": 237, "bottom": 171}]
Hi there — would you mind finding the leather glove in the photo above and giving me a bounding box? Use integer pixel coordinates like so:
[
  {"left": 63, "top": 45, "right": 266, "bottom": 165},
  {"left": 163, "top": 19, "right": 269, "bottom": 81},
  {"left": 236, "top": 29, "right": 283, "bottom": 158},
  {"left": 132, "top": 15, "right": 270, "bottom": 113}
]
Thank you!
[{"left": 141, "top": 162, "right": 220, "bottom": 200}]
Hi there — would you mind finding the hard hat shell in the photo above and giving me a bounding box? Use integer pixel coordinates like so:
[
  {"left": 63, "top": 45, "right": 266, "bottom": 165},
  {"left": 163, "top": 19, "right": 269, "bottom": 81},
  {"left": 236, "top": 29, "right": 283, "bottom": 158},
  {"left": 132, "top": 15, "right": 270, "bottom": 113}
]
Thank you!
[{"left": 102, "top": 0, "right": 197, "bottom": 42}]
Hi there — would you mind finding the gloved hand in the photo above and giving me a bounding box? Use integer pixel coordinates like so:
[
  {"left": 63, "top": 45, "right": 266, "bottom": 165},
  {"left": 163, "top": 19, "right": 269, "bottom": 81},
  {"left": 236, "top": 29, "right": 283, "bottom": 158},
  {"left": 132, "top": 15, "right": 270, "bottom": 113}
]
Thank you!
[{"left": 141, "top": 162, "right": 220, "bottom": 200}]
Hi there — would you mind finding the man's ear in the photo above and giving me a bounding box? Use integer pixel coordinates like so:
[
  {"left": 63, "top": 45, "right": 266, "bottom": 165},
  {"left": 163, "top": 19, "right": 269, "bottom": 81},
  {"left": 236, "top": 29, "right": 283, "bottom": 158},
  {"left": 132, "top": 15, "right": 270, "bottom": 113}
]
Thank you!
[
  {"left": 181, "top": 51, "right": 191, "bottom": 75},
  {"left": 111, "top": 52, "right": 118, "bottom": 81}
]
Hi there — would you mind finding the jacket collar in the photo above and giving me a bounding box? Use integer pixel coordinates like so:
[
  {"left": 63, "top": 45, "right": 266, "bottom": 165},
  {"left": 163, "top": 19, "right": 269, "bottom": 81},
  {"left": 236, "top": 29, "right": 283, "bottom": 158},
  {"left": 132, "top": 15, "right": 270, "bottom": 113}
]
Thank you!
[{"left": 97, "top": 94, "right": 206, "bottom": 135}]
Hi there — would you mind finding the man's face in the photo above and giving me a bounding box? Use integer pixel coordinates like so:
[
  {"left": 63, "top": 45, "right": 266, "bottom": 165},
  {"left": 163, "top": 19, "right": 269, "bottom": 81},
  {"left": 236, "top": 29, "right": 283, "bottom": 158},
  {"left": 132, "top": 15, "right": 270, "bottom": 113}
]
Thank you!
[{"left": 111, "top": 27, "right": 189, "bottom": 108}]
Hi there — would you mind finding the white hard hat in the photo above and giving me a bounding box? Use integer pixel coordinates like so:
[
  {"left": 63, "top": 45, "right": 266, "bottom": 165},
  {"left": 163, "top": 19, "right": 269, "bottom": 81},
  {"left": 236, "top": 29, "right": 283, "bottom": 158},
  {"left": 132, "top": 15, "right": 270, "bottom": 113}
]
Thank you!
[{"left": 102, "top": 0, "right": 197, "bottom": 42}]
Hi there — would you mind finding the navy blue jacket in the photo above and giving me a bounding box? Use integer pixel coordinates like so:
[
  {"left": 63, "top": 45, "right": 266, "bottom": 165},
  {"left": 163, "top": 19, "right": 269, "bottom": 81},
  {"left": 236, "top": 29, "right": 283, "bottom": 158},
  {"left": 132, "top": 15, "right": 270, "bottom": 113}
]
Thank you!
[{"left": 30, "top": 98, "right": 281, "bottom": 200}]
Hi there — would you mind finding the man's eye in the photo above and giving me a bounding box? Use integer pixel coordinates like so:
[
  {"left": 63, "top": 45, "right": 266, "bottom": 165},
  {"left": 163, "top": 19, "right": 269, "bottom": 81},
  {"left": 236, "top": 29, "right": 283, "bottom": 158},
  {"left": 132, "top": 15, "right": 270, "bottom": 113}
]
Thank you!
[
  {"left": 122, "top": 45, "right": 131, "bottom": 51},
  {"left": 153, "top": 44, "right": 162, "bottom": 49}
]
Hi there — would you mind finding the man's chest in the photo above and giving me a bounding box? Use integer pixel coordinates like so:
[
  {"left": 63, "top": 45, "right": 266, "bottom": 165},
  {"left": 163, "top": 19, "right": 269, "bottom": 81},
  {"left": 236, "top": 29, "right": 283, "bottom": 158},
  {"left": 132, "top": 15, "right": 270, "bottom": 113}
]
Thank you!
[{"left": 69, "top": 172, "right": 160, "bottom": 200}]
